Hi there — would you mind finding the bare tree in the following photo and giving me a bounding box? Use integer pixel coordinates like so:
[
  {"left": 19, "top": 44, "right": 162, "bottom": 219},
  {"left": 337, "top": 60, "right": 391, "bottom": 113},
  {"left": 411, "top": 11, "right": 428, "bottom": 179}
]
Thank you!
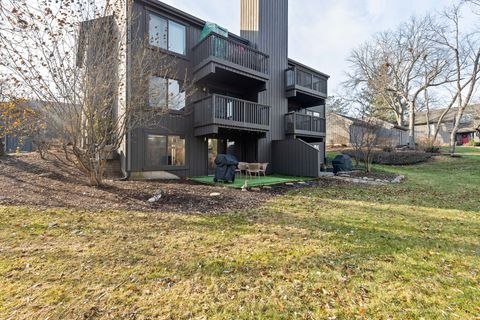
[
  {"left": 0, "top": 0, "right": 193, "bottom": 185},
  {"left": 344, "top": 87, "right": 383, "bottom": 172},
  {"left": 346, "top": 16, "right": 452, "bottom": 149},
  {"left": 346, "top": 41, "right": 407, "bottom": 127},
  {"left": 433, "top": 4, "right": 480, "bottom": 154}
]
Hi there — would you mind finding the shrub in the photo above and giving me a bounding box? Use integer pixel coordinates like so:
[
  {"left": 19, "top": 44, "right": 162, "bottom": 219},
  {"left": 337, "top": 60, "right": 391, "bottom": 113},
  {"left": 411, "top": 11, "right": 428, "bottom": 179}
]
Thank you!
[
  {"left": 467, "top": 139, "right": 477, "bottom": 147},
  {"left": 382, "top": 145, "right": 394, "bottom": 153},
  {"left": 342, "top": 149, "right": 433, "bottom": 165},
  {"left": 423, "top": 145, "right": 440, "bottom": 153},
  {"left": 417, "top": 137, "right": 441, "bottom": 154}
]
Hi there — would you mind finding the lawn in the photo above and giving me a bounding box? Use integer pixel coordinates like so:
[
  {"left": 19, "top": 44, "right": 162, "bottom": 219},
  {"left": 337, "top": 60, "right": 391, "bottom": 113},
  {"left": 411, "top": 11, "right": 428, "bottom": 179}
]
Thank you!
[
  {"left": 441, "top": 145, "right": 480, "bottom": 154},
  {"left": 191, "top": 175, "right": 314, "bottom": 188},
  {"left": 0, "top": 156, "right": 479, "bottom": 319}
]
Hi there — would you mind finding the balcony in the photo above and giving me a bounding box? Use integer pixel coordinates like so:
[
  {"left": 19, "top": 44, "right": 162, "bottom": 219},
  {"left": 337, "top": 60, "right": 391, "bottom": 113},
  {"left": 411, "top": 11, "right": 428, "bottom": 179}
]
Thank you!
[
  {"left": 192, "top": 33, "right": 269, "bottom": 90},
  {"left": 285, "top": 64, "right": 328, "bottom": 107},
  {"left": 285, "top": 112, "right": 326, "bottom": 141},
  {"left": 193, "top": 94, "right": 270, "bottom": 137}
]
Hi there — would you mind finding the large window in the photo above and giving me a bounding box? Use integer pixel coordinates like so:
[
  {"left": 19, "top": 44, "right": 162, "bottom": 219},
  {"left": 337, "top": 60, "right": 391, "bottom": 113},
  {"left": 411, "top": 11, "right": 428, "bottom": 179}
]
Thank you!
[
  {"left": 148, "top": 13, "right": 186, "bottom": 55},
  {"left": 146, "top": 134, "right": 185, "bottom": 167},
  {"left": 149, "top": 77, "right": 186, "bottom": 111}
]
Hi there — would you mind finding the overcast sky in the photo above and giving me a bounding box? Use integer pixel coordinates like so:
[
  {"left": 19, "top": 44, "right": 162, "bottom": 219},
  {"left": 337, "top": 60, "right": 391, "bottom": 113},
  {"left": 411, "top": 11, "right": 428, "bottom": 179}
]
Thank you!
[{"left": 160, "top": 0, "right": 477, "bottom": 96}]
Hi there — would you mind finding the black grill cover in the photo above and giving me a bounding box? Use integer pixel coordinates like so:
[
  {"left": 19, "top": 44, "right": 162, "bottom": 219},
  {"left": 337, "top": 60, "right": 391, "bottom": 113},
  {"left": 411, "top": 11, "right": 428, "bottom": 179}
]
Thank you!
[
  {"left": 332, "top": 154, "right": 353, "bottom": 174},
  {"left": 214, "top": 154, "right": 239, "bottom": 183}
]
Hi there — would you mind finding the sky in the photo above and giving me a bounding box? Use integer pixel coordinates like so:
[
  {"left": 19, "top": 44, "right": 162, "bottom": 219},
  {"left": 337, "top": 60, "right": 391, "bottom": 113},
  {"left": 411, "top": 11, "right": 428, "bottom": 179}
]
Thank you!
[{"left": 159, "top": 0, "right": 477, "bottom": 96}]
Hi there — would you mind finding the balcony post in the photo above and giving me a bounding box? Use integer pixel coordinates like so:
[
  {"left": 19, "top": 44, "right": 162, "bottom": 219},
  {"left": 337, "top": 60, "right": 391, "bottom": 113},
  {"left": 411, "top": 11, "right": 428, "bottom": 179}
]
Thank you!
[
  {"left": 243, "top": 100, "right": 246, "bottom": 125},
  {"left": 212, "top": 94, "right": 216, "bottom": 122}
]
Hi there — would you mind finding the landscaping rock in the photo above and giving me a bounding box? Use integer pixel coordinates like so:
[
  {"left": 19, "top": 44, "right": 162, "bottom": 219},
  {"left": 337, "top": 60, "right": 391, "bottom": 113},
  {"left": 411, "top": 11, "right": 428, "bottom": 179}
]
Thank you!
[
  {"left": 391, "top": 175, "right": 405, "bottom": 184},
  {"left": 209, "top": 192, "right": 221, "bottom": 197},
  {"left": 38, "top": 172, "right": 52, "bottom": 178},
  {"left": 319, "top": 172, "right": 335, "bottom": 177}
]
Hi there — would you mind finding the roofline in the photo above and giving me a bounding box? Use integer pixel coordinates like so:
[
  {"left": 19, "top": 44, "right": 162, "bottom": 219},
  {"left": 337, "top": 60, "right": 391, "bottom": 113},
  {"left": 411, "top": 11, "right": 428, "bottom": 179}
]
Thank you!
[
  {"left": 288, "top": 58, "right": 330, "bottom": 78},
  {"left": 330, "top": 113, "right": 408, "bottom": 130},
  {"left": 142, "top": 0, "right": 249, "bottom": 44}
]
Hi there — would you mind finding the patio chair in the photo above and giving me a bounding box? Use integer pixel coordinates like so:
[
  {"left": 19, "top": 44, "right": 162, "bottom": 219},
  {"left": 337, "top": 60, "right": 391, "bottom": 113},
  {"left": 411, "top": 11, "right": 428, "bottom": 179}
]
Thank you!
[
  {"left": 236, "top": 162, "right": 248, "bottom": 177},
  {"left": 260, "top": 163, "right": 269, "bottom": 176},
  {"left": 246, "top": 163, "right": 262, "bottom": 178}
]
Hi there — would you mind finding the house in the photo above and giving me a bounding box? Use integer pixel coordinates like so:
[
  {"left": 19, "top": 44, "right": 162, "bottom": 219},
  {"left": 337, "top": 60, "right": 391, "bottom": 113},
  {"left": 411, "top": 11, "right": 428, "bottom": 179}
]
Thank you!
[
  {"left": 414, "top": 105, "right": 480, "bottom": 146},
  {"left": 326, "top": 113, "right": 409, "bottom": 147},
  {"left": 84, "top": 0, "right": 329, "bottom": 179}
]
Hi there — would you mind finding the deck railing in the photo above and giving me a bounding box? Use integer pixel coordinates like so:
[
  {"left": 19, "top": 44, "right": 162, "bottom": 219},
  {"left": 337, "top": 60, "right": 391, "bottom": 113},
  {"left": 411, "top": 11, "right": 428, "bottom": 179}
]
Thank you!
[
  {"left": 285, "top": 67, "right": 328, "bottom": 95},
  {"left": 285, "top": 112, "right": 326, "bottom": 135},
  {"left": 193, "top": 33, "right": 269, "bottom": 75},
  {"left": 194, "top": 94, "right": 270, "bottom": 131}
]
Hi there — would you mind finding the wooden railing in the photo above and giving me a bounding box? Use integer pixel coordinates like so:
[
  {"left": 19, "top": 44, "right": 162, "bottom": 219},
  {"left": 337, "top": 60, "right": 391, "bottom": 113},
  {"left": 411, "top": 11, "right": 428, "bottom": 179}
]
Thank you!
[
  {"left": 194, "top": 94, "right": 270, "bottom": 131},
  {"left": 193, "top": 33, "right": 269, "bottom": 75},
  {"left": 285, "top": 67, "right": 328, "bottom": 95},
  {"left": 285, "top": 112, "right": 326, "bottom": 135}
]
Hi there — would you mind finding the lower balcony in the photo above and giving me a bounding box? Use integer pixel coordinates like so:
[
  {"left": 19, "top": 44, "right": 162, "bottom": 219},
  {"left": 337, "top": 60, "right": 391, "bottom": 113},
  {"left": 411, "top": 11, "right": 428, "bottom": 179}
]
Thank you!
[
  {"left": 193, "top": 94, "right": 270, "bottom": 137},
  {"left": 285, "top": 112, "right": 326, "bottom": 141}
]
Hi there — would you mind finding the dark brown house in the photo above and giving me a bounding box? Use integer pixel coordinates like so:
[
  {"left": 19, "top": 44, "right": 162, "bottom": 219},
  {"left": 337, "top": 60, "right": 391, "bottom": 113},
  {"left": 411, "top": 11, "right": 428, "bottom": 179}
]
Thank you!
[{"left": 92, "top": 0, "right": 329, "bottom": 179}]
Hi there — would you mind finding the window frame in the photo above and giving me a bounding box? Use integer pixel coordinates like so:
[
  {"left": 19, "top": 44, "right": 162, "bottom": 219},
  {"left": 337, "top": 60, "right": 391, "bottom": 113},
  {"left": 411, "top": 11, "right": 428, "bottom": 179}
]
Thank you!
[
  {"left": 148, "top": 76, "right": 186, "bottom": 112},
  {"left": 143, "top": 132, "right": 187, "bottom": 170},
  {"left": 146, "top": 11, "right": 187, "bottom": 57}
]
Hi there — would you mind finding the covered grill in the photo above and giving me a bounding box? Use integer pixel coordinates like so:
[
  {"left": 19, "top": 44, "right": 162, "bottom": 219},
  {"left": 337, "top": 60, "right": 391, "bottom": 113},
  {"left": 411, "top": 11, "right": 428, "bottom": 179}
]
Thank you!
[
  {"left": 332, "top": 154, "right": 353, "bottom": 174},
  {"left": 213, "top": 154, "right": 239, "bottom": 183}
]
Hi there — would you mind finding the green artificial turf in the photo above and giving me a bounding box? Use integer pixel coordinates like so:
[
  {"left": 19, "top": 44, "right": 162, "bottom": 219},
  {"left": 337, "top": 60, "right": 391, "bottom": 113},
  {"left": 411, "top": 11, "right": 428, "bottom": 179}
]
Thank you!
[{"left": 190, "top": 175, "right": 314, "bottom": 188}]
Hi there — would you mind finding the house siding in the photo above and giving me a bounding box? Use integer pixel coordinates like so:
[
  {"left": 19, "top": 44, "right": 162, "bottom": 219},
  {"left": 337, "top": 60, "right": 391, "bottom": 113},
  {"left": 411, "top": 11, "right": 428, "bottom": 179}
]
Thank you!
[
  {"left": 241, "top": 0, "right": 289, "bottom": 168},
  {"left": 99, "top": 0, "right": 328, "bottom": 179}
]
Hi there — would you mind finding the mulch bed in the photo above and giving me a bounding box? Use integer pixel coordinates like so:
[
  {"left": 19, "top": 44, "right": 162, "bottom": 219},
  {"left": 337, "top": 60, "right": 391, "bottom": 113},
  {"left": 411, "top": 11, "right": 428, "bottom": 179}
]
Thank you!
[
  {"left": 0, "top": 153, "right": 286, "bottom": 214},
  {"left": 0, "top": 153, "right": 356, "bottom": 214}
]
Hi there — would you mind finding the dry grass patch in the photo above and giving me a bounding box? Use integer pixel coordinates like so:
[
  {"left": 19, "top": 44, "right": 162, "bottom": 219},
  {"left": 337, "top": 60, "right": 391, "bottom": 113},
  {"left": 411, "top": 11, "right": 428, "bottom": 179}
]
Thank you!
[{"left": 0, "top": 154, "right": 479, "bottom": 319}]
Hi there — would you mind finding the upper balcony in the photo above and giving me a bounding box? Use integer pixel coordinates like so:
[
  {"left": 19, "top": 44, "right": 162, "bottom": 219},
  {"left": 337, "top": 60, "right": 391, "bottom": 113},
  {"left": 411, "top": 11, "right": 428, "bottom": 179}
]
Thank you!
[
  {"left": 285, "top": 60, "right": 329, "bottom": 108},
  {"left": 285, "top": 112, "right": 326, "bottom": 141},
  {"left": 193, "top": 94, "right": 270, "bottom": 137},
  {"left": 192, "top": 33, "right": 270, "bottom": 90}
]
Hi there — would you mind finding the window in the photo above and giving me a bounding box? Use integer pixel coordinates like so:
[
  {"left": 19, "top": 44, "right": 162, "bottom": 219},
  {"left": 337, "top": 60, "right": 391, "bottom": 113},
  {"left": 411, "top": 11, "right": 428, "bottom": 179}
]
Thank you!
[
  {"left": 146, "top": 135, "right": 167, "bottom": 168},
  {"left": 297, "top": 70, "right": 312, "bottom": 89},
  {"left": 148, "top": 14, "right": 167, "bottom": 49},
  {"left": 313, "top": 76, "right": 326, "bottom": 93},
  {"left": 146, "top": 134, "right": 185, "bottom": 167},
  {"left": 148, "top": 13, "right": 186, "bottom": 55},
  {"left": 168, "top": 21, "right": 186, "bottom": 55},
  {"left": 306, "top": 110, "right": 321, "bottom": 118},
  {"left": 149, "top": 77, "right": 167, "bottom": 109},
  {"left": 168, "top": 79, "right": 186, "bottom": 111},
  {"left": 168, "top": 136, "right": 186, "bottom": 166},
  {"left": 149, "top": 77, "right": 186, "bottom": 110}
]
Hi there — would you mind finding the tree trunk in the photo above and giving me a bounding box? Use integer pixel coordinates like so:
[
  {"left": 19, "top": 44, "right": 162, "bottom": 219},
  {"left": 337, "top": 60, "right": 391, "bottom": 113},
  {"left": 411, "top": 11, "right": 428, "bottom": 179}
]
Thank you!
[
  {"left": 408, "top": 103, "right": 416, "bottom": 149},
  {"left": 449, "top": 129, "right": 457, "bottom": 154},
  {"left": 0, "top": 139, "right": 5, "bottom": 157},
  {"left": 395, "top": 112, "right": 404, "bottom": 127}
]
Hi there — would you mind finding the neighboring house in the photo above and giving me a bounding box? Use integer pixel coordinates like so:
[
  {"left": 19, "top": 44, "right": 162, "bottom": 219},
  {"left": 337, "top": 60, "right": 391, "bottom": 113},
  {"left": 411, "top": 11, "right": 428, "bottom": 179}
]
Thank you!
[
  {"left": 82, "top": 0, "right": 329, "bottom": 179},
  {"left": 415, "top": 105, "right": 480, "bottom": 146},
  {"left": 326, "top": 113, "right": 409, "bottom": 147}
]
